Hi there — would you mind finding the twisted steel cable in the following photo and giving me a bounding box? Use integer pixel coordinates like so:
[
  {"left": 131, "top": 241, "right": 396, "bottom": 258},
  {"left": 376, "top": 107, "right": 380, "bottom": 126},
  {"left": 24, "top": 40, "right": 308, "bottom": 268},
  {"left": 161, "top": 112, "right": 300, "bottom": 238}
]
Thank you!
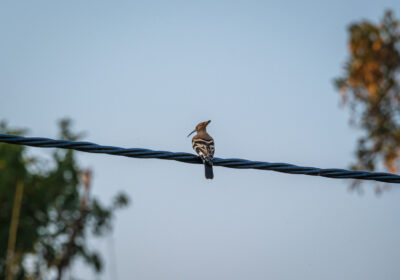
[{"left": 0, "top": 133, "right": 399, "bottom": 183}]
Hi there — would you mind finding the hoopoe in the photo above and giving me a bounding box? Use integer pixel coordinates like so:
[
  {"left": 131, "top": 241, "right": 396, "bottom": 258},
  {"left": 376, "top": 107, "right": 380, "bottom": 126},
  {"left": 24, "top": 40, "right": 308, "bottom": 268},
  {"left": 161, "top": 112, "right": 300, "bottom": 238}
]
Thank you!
[{"left": 188, "top": 120, "right": 215, "bottom": 179}]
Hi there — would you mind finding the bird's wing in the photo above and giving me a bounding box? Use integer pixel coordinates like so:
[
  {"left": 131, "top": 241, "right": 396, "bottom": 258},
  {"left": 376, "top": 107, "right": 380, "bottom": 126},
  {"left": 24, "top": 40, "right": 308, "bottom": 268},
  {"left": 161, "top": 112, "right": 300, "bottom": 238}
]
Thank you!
[
  {"left": 207, "top": 140, "right": 215, "bottom": 158},
  {"left": 192, "top": 137, "right": 214, "bottom": 162}
]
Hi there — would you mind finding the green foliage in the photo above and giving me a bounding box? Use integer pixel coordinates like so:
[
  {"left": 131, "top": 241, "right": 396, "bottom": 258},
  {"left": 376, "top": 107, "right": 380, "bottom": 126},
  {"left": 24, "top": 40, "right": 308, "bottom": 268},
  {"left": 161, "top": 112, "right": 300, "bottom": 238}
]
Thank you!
[
  {"left": 335, "top": 10, "right": 400, "bottom": 188},
  {"left": 0, "top": 120, "right": 129, "bottom": 279}
]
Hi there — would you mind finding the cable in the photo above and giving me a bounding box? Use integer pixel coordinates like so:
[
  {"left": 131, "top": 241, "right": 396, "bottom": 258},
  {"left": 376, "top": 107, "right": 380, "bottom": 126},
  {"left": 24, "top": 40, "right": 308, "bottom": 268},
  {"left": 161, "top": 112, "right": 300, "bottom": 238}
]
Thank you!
[{"left": 0, "top": 133, "right": 399, "bottom": 183}]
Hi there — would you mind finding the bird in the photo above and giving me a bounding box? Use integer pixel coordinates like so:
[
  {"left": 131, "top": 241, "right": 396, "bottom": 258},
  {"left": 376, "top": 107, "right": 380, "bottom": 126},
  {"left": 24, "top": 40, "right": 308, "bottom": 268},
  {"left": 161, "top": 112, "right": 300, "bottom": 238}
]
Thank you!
[{"left": 187, "top": 120, "right": 215, "bottom": 179}]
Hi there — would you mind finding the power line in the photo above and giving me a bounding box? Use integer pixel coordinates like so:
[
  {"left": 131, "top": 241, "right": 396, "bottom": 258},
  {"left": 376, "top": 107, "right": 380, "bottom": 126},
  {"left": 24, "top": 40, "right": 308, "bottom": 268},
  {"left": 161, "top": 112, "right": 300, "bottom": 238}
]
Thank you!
[{"left": 0, "top": 133, "right": 399, "bottom": 183}]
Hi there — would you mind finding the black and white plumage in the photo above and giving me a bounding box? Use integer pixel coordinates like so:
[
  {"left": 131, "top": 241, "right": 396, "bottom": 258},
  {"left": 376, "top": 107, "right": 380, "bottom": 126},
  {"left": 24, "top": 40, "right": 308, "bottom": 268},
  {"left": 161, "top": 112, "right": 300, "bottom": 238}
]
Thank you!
[{"left": 187, "top": 120, "right": 214, "bottom": 179}]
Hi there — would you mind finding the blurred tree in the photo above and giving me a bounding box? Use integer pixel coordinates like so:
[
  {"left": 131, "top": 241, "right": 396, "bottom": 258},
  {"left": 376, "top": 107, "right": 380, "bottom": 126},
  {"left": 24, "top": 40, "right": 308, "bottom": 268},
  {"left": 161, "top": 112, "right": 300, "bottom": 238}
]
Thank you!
[
  {"left": 0, "top": 120, "right": 129, "bottom": 280},
  {"left": 335, "top": 10, "right": 400, "bottom": 193}
]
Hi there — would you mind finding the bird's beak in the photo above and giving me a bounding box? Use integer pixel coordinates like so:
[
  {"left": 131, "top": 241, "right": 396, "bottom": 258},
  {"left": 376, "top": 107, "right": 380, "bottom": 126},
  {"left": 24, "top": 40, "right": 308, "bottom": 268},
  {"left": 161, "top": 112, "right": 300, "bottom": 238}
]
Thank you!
[
  {"left": 206, "top": 120, "right": 211, "bottom": 125},
  {"left": 187, "top": 129, "right": 196, "bottom": 137}
]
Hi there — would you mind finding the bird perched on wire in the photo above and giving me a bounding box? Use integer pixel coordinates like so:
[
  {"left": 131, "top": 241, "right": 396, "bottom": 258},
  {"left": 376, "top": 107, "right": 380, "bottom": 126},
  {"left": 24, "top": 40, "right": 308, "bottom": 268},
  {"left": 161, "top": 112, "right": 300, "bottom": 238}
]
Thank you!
[{"left": 188, "top": 120, "right": 215, "bottom": 179}]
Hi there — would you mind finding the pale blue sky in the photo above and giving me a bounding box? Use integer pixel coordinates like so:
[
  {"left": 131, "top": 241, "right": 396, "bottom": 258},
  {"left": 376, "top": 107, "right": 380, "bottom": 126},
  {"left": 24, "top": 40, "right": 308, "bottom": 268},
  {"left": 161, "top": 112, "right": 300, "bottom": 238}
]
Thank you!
[{"left": 1, "top": 1, "right": 400, "bottom": 279}]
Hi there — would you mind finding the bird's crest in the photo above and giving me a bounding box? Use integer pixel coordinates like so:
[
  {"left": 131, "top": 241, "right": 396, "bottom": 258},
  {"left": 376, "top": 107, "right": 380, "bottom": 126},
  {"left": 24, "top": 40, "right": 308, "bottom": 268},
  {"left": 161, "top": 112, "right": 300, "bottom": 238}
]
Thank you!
[{"left": 187, "top": 120, "right": 211, "bottom": 137}]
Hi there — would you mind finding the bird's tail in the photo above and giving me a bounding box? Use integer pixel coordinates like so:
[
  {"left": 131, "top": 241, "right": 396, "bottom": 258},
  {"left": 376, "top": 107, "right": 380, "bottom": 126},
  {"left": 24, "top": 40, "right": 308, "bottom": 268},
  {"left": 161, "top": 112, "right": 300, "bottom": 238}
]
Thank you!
[{"left": 204, "top": 162, "right": 214, "bottom": 179}]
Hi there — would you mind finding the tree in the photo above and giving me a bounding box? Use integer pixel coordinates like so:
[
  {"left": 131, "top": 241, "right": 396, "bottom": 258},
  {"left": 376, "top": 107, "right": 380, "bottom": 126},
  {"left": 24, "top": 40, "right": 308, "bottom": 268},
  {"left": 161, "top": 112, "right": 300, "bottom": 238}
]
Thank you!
[
  {"left": 335, "top": 10, "right": 400, "bottom": 192},
  {"left": 0, "top": 120, "right": 129, "bottom": 279}
]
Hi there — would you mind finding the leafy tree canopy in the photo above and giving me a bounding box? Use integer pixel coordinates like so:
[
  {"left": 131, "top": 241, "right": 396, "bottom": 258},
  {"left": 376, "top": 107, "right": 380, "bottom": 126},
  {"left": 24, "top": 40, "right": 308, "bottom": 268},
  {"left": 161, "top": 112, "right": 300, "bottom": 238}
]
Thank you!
[
  {"left": 335, "top": 10, "right": 400, "bottom": 191},
  {"left": 0, "top": 119, "right": 129, "bottom": 280}
]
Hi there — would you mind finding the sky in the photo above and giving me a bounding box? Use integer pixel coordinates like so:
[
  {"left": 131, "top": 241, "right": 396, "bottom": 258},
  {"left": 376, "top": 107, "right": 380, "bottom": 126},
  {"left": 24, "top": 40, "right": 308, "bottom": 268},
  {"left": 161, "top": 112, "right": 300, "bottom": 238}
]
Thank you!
[{"left": 1, "top": 1, "right": 400, "bottom": 279}]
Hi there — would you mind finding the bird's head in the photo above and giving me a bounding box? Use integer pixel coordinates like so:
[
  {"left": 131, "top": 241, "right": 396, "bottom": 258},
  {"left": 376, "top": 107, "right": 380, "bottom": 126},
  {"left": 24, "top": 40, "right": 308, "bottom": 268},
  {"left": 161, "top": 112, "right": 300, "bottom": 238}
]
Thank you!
[{"left": 187, "top": 120, "right": 211, "bottom": 137}]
